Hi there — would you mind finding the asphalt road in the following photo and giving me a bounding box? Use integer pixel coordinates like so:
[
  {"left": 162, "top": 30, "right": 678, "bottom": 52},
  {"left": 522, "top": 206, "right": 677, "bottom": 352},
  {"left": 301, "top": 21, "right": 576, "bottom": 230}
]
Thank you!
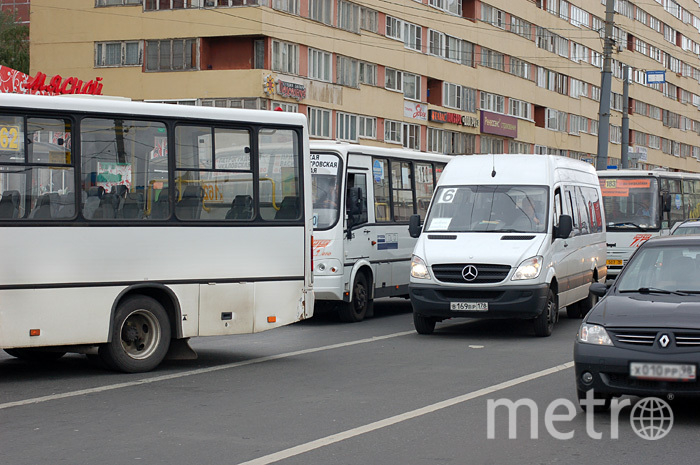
[{"left": 1, "top": 298, "right": 699, "bottom": 465}]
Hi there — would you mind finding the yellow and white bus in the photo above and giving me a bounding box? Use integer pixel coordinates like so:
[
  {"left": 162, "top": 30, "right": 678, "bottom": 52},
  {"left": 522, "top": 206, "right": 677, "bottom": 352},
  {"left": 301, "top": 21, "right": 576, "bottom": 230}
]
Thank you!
[
  {"left": 310, "top": 141, "right": 450, "bottom": 322},
  {"left": 0, "top": 93, "right": 314, "bottom": 372}
]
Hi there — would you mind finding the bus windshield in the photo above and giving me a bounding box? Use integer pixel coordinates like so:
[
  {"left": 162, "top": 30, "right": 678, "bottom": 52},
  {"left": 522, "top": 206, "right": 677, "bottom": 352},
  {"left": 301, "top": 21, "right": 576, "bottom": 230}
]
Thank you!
[
  {"left": 311, "top": 152, "right": 342, "bottom": 229},
  {"left": 600, "top": 177, "right": 659, "bottom": 230},
  {"left": 425, "top": 185, "right": 548, "bottom": 233}
]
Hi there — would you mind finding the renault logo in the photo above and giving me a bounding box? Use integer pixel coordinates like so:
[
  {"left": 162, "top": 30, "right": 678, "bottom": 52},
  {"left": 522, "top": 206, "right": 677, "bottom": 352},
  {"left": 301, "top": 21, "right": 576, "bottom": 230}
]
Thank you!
[
  {"left": 462, "top": 265, "right": 478, "bottom": 282},
  {"left": 659, "top": 334, "right": 671, "bottom": 348}
]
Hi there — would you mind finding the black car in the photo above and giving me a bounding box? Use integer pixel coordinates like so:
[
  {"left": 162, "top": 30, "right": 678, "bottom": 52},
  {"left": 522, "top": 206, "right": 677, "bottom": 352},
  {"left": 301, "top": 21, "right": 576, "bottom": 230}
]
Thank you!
[{"left": 574, "top": 235, "right": 700, "bottom": 409}]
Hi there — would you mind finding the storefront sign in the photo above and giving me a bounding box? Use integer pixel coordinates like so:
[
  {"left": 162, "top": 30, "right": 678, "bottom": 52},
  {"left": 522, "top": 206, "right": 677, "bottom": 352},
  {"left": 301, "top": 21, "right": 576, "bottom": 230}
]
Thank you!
[
  {"left": 277, "top": 80, "right": 306, "bottom": 100},
  {"left": 428, "top": 110, "right": 478, "bottom": 127},
  {"left": 404, "top": 101, "right": 427, "bottom": 120},
  {"left": 480, "top": 111, "right": 517, "bottom": 138},
  {"left": 0, "top": 66, "right": 104, "bottom": 95}
]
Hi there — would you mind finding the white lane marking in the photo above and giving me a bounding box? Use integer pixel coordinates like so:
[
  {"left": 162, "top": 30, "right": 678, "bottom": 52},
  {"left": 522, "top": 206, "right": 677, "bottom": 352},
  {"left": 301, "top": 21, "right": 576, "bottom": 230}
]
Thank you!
[
  {"left": 238, "top": 361, "right": 575, "bottom": 465},
  {"left": 0, "top": 330, "right": 416, "bottom": 410}
]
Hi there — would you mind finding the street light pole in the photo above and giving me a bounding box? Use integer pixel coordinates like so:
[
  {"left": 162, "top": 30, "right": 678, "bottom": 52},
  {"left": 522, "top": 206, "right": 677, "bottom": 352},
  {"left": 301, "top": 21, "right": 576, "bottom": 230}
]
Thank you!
[
  {"left": 621, "top": 65, "right": 630, "bottom": 169},
  {"left": 596, "top": 0, "right": 616, "bottom": 170}
]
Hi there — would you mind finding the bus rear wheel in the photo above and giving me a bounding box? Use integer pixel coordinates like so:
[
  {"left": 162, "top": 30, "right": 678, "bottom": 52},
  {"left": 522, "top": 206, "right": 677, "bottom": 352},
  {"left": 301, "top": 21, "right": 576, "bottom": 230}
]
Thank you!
[
  {"left": 99, "top": 296, "right": 171, "bottom": 373},
  {"left": 338, "top": 273, "right": 372, "bottom": 322}
]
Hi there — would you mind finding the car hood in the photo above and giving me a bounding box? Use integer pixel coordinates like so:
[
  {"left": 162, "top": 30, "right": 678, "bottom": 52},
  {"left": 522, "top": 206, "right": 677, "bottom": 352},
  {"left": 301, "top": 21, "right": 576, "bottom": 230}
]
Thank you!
[
  {"left": 588, "top": 294, "right": 700, "bottom": 329},
  {"left": 414, "top": 233, "right": 544, "bottom": 267}
]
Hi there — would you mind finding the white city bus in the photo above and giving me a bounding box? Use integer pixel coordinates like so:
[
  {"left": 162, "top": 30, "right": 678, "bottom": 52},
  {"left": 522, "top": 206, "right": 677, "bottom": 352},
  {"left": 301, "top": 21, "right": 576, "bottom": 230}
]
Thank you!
[
  {"left": 310, "top": 141, "right": 450, "bottom": 322},
  {"left": 0, "top": 93, "right": 314, "bottom": 372},
  {"left": 599, "top": 169, "right": 700, "bottom": 278}
]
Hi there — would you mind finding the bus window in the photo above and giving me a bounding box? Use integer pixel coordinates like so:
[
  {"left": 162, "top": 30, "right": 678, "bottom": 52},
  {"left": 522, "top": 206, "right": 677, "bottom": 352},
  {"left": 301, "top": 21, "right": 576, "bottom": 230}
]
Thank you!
[
  {"left": 258, "top": 128, "right": 301, "bottom": 221},
  {"left": 415, "top": 162, "right": 434, "bottom": 220},
  {"left": 346, "top": 173, "right": 368, "bottom": 226},
  {"left": 373, "top": 158, "right": 390, "bottom": 222},
  {"left": 391, "top": 160, "right": 413, "bottom": 222}
]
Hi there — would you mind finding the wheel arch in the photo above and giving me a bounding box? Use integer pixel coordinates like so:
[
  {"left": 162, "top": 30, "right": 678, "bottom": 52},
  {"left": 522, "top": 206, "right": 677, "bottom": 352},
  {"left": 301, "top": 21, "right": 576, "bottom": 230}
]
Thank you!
[
  {"left": 347, "top": 261, "right": 374, "bottom": 302},
  {"left": 109, "top": 284, "right": 182, "bottom": 342}
]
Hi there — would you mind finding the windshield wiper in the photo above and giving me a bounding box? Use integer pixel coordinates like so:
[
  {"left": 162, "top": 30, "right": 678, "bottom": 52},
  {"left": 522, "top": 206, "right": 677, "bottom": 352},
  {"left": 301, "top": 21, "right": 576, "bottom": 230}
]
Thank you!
[
  {"left": 677, "top": 290, "right": 700, "bottom": 294},
  {"left": 620, "top": 287, "right": 690, "bottom": 296},
  {"left": 610, "top": 222, "right": 647, "bottom": 230}
]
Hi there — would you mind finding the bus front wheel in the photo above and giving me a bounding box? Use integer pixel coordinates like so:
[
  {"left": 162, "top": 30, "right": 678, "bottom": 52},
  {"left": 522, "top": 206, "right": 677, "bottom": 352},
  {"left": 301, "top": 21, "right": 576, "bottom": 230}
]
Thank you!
[
  {"left": 99, "top": 296, "right": 171, "bottom": 373},
  {"left": 338, "top": 273, "right": 372, "bottom": 322}
]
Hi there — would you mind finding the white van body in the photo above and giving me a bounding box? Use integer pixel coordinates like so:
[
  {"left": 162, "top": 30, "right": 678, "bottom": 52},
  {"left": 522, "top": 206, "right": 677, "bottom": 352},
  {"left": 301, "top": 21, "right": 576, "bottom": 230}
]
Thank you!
[{"left": 409, "top": 154, "right": 607, "bottom": 336}]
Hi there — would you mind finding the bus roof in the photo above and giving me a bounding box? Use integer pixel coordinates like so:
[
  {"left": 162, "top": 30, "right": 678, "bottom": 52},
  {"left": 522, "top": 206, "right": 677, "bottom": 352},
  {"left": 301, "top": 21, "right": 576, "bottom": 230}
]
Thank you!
[
  {"left": 598, "top": 169, "right": 700, "bottom": 179},
  {"left": 0, "top": 93, "right": 307, "bottom": 127},
  {"left": 309, "top": 141, "right": 452, "bottom": 163}
]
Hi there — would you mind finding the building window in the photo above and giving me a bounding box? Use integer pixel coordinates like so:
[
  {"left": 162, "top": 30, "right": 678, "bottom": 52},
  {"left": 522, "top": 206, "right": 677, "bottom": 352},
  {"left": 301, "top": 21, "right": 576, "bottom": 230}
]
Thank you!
[
  {"left": 359, "top": 116, "right": 376, "bottom": 139},
  {"left": 510, "top": 16, "right": 532, "bottom": 40},
  {"left": 427, "top": 128, "right": 444, "bottom": 153},
  {"left": 200, "top": 98, "right": 265, "bottom": 109},
  {"left": 386, "top": 16, "right": 403, "bottom": 41},
  {"left": 481, "top": 4, "right": 505, "bottom": 29},
  {"left": 336, "top": 55, "right": 359, "bottom": 87},
  {"left": 338, "top": 0, "right": 360, "bottom": 33},
  {"left": 480, "top": 47, "right": 504, "bottom": 71},
  {"left": 384, "top": 120, "right": 402, "bottom": 144},
  {"left": 359, "top": 62, "right": 377, "bottom": 86},
  {"left": 360, "top": 6, "right": 378, "bottom": 33},
  {"left": 445, "top": 131, "right": 475, "bottom": 155},
  {"left": 271, "top": 40, "right": 299, "bottom": 74},
  {"left": 95, "top": 41, "right": 142, "bottom": 67},
  {"left": 403, "top": 72, "right": 421, "bottom": 101},
  {"left": 308, "top": 107, "right": 331, "bottom": 138},
  {"left": 404, "top": 22, "right": 422, "bottom": 51},
  {"left": 428, "top": 0, "right": 461, "bottom": 16},
  {"left": 481, "top": 136, "right": 504, "bottom": 154},
  {"left": 271, "top": 101, "right": 298, "bottom": 112},
  {"left": 443, "top": 82, "right": 462, "bottom": 109},
  {"left": 97, "top": 0, "right": 141, "bottom": 6},
  {"left": 385, "top": 68, "right": 403, "bottom": 92},
  {"left": 403, "top": 123, "right": 420, "bottom": 150},
  {"left": 509, "top": 141, "right": 530, "bottom": 154},
  {"left": 145, "top": 39, "right": 197, "bottom": 71},
  {"left": 480, "top": 91, "right": 504, "bottom": 113},
  {"left": 509, "top": 57, "right": 530, "bottom": 80},
  {"left": 337, "top": 112, "right": 358, "bottom": 142},
  {"left": 509, "top": 99, "right": 531, "bottom": 119},
  {"left": 272, "top": 0, "right": 299, "bottom": 14},
  {"left": 310, "top": 0, "right": 332, "bottom": 25},
  {"left": 429, "top": 30, "right": 444, "bottom": 56},
  {"left": 308, "top": 48, "right": 332, "bottom": 82},
  {"left": 463, "top": 87, "right": 476, "bottom": 113}
]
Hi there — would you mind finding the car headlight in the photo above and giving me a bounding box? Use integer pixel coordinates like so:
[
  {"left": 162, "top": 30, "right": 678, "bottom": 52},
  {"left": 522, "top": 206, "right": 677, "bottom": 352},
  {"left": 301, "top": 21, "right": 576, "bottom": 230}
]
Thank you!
[
  {"left": 411, "top": 255, "right": 430, "bottom": 279},
  {"left": 511, "top": 256, "right": 544, "bottom": 281},
  {"left": 578, "top": 324, "right": 613, "bottom": 346}
]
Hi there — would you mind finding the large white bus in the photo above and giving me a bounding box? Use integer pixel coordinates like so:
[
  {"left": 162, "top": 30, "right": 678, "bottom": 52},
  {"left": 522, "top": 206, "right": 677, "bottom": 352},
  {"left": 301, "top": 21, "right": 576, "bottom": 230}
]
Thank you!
[
  {"left": 310, "top": 141, "right": 451, "bottom": 322},
  {"left": 599, "top": 169, "right": 700, "bottom": 278},
  {"left": 0, "top": 93, "right": 314, "bottom": 372}
]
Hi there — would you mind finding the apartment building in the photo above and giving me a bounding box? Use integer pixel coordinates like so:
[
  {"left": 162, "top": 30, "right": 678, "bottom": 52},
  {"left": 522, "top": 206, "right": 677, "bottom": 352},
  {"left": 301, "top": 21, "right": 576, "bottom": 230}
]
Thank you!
[{"left": 26, "top": 0, "right": 700, "bottom": 171}]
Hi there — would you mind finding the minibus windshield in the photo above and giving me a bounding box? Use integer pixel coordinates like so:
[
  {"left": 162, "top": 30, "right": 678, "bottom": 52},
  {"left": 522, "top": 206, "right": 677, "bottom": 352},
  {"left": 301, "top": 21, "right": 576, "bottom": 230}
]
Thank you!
[
  {"left": 424, "top": 185, "right": 548, "bottom": 233},
  {"left": 311, "top": 152, "right": 342, "bottom": 229}
]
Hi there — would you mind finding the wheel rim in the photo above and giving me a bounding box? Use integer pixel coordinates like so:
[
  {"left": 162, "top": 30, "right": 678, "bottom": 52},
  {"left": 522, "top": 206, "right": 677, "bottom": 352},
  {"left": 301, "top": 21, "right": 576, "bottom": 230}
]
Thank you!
[
  {"left": 353, "top": 281, "right": 367, "bottom": 316},
  {"left": 546, "top": 294, "right": 555, "bottom": 328},
  {"left": 119, "top": 309, "right": 161, "bottom": 360}
]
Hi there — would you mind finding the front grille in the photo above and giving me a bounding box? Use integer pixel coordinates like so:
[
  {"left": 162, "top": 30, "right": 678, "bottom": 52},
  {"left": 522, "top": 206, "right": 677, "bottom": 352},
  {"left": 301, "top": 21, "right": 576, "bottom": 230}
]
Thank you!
[
  {"left": 675, "top": 334, "right": 700, "bottom": 347},
  {"left": 427, "top": 234, "right": 457, "bottom": 240},
  {"left": 431, "top": 264, "right": 511, "bottom": 284},
  {"left": 609, "top": 330, "right": 656, "bottom": 346},
  {"left": 435, "top": 290, "right": 505, "bottom": 301},
  {"left": 500, "top": 235, "right": 535, "bottom": 241}
]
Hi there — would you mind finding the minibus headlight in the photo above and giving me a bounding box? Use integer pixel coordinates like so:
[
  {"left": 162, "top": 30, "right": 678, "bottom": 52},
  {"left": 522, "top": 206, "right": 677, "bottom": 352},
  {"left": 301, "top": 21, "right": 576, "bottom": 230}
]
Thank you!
[
  {"left": 411, "top": 255, "right": 430, "bottom": 279},
  {"left": 511, "top": 256, "right": 544, "bottom": 281},
  {"left": 578, "top": 324, "right": 613, "bottom": 346}
]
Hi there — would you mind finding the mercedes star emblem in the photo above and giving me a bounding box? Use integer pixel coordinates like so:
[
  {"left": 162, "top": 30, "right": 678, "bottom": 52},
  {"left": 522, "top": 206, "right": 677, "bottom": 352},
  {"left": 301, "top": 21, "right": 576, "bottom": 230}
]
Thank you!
[{"left": 462, "top": 265, "right": 478, "bottom": 282}]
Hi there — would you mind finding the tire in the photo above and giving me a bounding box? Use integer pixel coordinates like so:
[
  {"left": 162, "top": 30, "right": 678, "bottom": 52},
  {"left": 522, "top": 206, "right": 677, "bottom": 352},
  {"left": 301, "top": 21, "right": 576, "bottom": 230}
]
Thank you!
[
  {"left": 99, "top": 296, "right": 171, "bottom": 373},
  {"left": 4, "top": 348, "right": 66, "bottom": 362},
  {"left": 533, "top": 288, "right": 556, "bottom": 337},
  {"left": 413, "top": 312, "right": 436, "bottom": 335},
  {"left": 577, "top": 388, "right": 611, "bottom": 413},
  {"left": 338, "top": 273, "right": 371, "bottom": 322},
  {"left": 576, "top": 284, "right": 598, "bottom": 317},
  {"left": 566, "top": 302, "right": 583, "bottom": 319}
]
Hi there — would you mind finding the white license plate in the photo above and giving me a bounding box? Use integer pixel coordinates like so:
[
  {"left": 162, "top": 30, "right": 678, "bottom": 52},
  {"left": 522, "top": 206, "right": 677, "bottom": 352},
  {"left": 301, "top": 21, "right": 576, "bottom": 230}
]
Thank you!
[
  {"left": 450, "top": 302, "right": 488, "bottom": 311},
  {"left": 630, "top": 362, "right": 697, "bottom": 381}
]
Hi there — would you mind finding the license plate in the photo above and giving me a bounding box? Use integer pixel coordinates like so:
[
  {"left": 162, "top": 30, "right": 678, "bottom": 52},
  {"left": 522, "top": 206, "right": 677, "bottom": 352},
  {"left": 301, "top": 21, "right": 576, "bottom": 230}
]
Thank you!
[
  {"left": 606, "top": 259, "right": 623, "bottom": 266},
  {"left": 450, "top": 302, "right": 488, "bottom": 311},
  {"left": 630, "top": 362, "right": 697, "bottom": 381}
]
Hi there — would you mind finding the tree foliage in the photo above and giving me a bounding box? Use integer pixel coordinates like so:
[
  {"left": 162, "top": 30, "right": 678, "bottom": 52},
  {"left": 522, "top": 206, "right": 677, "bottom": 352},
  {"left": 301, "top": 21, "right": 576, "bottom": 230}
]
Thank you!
[{"left": 0, "top": 9, "right": 29, "bottom": 74}]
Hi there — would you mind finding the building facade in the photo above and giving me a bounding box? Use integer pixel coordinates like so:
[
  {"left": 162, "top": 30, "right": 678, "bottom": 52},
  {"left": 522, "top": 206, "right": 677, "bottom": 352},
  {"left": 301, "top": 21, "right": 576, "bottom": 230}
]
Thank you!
[
  {"left": 27, "top": 0, "right": 700, "bottom": 171},
  {"left": 1, "top": 0, "right": 30, "bottom": 23}
]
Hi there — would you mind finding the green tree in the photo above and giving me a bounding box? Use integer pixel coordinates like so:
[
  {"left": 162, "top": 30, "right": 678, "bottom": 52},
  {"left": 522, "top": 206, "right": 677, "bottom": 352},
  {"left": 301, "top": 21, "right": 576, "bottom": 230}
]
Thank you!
[{"left": 0, "top": 9, "right": 29, "bottom": 74}]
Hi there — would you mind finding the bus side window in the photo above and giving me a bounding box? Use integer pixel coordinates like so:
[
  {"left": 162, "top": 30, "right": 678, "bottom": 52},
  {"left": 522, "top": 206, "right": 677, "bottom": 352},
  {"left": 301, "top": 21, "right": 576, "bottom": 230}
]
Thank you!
[
  {"left": 553, "top": 187, "right": 562, "bottom": 227},
  {"left": 346, "top": 173, "right": 368, "bottom": 226}
]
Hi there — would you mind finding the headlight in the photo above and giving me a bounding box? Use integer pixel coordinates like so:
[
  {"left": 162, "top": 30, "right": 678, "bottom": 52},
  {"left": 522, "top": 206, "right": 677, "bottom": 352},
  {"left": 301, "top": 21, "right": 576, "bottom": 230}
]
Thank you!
[
  {"left": 410, "top": 255, "right": 430, "bottom": 279},
  {"left": 511, "top": 256, "right": 544, "bottom": 281},
  {"left": 578, "top": 324, "right": 613, "bottom": 346}
]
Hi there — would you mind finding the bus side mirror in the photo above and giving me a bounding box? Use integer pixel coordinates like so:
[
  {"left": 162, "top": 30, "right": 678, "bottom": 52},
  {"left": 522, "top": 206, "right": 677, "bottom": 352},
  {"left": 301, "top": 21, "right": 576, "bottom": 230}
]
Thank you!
[
  {"left": 409, "top": 214, "right": 422, "bottom": 238},
  {"left": 554, "top": 215, "right": 573, "bottom": 239},
  {"left": 662, "top": 193, "right": 672, "bottom": 213}
]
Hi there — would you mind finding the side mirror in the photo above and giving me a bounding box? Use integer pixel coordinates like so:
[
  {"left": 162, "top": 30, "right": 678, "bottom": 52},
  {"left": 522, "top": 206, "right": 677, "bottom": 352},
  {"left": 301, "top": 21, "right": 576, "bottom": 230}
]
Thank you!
[
  {"left": 409, "top": 214, "right": 422, "bottom": 238},
  {"left": 554, "top": 214, "right": 573, "bottom": 239},
  {"left": 590, "top": 282, "right": 609, "bottom": 297},
  {"left": 662, "top": 193, "right": 672, "bottom": 213}
]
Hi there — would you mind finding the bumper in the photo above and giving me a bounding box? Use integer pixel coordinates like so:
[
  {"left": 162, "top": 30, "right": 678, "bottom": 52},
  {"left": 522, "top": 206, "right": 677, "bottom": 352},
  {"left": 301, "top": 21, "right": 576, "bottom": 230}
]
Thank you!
[
  {"left": 409, "top": 282, "right": 549, "bottom": 319},
  {"left": 574, "top": 342, "right": 700, "bottom": 397}
]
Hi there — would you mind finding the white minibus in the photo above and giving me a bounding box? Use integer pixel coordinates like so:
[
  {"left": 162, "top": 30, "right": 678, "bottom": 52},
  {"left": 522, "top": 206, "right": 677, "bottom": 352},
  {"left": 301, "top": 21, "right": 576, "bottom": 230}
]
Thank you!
[{"left": 408, "top": 154, "right": 606, "bottom": 336}]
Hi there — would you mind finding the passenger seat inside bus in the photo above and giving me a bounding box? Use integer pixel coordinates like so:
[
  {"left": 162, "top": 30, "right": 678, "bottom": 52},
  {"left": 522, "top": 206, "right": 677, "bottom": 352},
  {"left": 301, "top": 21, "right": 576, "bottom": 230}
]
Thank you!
[
  {"left": 28, "top": 193, "right": 56, "bottom": 219},
  {"left": 120, "top": 192, "right": 144, "bottom": 219},
  {"left": 175, "top": 185, "right": 204, "bottom": 220},
  {"left": 226, "top": 195, "right": 253, "bottom": 220},
  {"left": 83, "top": 186, "right": 104, "bottom": 219},
  {"left": 150, "top": 188, "right": 175, "bottom": 220},
  {"left": 275, "top": 196, "right": 300, "bottom": 220},
  {"left": 0, "top": 190, "right": 20, "bottom": 219}
]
